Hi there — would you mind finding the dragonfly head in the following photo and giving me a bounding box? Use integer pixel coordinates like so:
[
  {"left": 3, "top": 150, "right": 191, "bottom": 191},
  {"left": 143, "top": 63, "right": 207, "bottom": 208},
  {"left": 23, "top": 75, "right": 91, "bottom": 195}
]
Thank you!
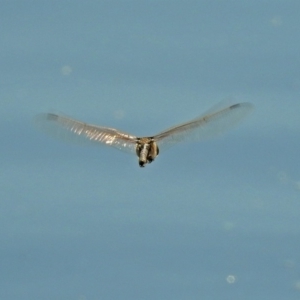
[{"left": 136, "top": 137, "right": 159, "bottom": 167}]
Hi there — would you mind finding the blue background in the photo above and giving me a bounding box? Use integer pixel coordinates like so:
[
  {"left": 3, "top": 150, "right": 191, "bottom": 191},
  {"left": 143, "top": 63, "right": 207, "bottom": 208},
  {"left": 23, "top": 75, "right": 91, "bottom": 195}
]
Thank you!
[{"left": 1, "top": 1, "right": 300, "bottom": 299}]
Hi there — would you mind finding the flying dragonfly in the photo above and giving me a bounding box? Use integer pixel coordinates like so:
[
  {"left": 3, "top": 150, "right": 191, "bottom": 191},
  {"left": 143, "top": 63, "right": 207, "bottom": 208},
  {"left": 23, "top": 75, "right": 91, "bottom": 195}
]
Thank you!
[{"left": 35, "top": 101, "right": 254, "bottom": 167}]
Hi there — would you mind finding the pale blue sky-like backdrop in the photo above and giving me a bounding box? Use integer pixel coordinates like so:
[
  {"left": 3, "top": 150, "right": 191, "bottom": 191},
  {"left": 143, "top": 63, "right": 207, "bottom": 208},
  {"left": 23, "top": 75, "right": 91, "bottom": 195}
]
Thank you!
[{"left": 1, "top": 1, "right": 300, "bottom": 299}]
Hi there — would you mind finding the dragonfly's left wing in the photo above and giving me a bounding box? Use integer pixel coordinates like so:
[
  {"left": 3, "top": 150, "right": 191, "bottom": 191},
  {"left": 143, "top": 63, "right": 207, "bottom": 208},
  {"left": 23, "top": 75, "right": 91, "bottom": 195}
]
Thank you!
[
  {"left": 34, "top": 113, "right": 138, "bottom": 154},
  {"left": 154, "top": 102, "right": 254, "bottom": 151}
]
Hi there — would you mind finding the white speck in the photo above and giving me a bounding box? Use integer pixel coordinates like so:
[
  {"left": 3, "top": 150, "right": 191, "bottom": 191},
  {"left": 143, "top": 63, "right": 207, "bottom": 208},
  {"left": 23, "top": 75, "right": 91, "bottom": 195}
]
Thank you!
[
  {"left": 294, "top": 280, "right": 300, "bottom": 291},
  {"left": 277, "top": 171, "right": 288, "bottom": 184},
  {"left": 114, "top": 110, "right": 125, "bottom": 120},
  {"left": 226, "top": 275, "right": 236, "bottom": 284},
  {"left": 223, "top": 221, "right": 235, "bottom": 231},
  {"left": 284, "top": 259, "right": 296, "bottom": 269},
  {"left": 294, "top": 181, "right": 300, "bottom": 190},
  {"left": 270, "top": 16, "right": 282, "bottom": 27},
  {"left": 61, "top": 65, "right": 73, "bottom": 76}
]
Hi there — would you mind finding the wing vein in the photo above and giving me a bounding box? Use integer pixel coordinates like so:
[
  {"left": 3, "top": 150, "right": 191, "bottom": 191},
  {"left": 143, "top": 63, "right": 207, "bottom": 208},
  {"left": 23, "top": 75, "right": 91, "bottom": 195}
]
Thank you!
[
  {"left": 154, "top": 102, "right": 254, "bottom": 151},
  {"left": 34, "top": 113, "right": 137, "bottom": 154}
]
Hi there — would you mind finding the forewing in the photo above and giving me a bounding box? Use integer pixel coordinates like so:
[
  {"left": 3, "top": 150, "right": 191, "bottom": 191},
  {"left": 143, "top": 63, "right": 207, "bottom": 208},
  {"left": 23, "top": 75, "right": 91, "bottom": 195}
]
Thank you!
[
  {"left": 34, "top": 113, "right": 137, "bottom": 154},
  {"left": 154, "top": 102, "right": 254, "bottom": 151}
]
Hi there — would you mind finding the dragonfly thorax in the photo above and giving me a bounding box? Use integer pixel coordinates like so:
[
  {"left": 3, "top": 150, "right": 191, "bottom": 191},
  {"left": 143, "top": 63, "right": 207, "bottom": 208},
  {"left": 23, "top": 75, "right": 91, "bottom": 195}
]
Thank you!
[{"left": 136, "top": 137, "right": 159, "bottom": 167}]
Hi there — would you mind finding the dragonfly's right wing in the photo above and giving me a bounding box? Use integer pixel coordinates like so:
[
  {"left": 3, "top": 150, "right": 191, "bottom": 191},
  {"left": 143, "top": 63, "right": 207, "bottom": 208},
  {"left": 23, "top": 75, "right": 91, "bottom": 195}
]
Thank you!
[
  {"left": 34, "top": 113, "right": 138, "bottom": 154},
  {"left": 154, "top": 102, "right": 254, "bottom": 151}
]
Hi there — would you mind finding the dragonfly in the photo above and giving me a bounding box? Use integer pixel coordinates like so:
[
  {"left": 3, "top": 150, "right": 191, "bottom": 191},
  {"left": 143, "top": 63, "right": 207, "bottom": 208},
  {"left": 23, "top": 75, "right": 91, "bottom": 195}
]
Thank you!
[{"left": 35, "top": 101, "right": 254, "bottom": 167}]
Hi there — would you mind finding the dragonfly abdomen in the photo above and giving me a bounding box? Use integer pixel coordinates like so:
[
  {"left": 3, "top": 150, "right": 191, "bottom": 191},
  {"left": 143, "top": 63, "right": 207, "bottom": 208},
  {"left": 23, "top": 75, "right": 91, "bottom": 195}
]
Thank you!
[{"left": 138, "top": 144, "right": 150, "bottom": 167}]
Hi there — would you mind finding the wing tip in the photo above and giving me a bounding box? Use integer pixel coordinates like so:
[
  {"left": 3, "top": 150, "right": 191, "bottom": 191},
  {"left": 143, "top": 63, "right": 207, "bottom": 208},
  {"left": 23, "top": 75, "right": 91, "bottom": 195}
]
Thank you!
[
  {"left": 230, "top": 102, "right": 254, "bottom": 109},
  {"left": 34, "top": 113, "right": 59, "bottom": 125},
  {"left": 46, "top": 113, "right": 59, "bottom": 121},
  {"left": 230, "top": 102, "right": 255, "bottom": 114}
]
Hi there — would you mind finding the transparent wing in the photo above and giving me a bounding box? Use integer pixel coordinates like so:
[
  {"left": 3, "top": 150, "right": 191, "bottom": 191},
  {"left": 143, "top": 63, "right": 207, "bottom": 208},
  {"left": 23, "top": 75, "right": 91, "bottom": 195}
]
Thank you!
[
  {"left": 154, "top": 102, "right": 254, "bottom": 151},
  {"left": 34, "top": 113, "right": 138, "bottom": 154}
]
